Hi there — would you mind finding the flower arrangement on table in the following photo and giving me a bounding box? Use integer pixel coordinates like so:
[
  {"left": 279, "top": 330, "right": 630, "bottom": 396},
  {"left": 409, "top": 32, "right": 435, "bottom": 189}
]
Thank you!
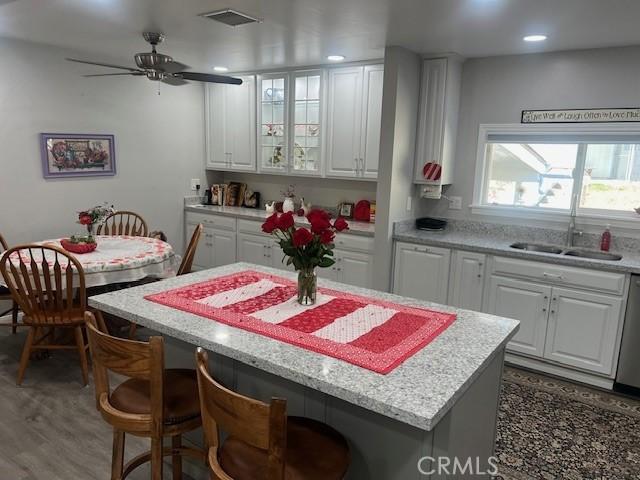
[
  {"left": 61, "top": 203, "right": 115, "bottom": 254},
  {"left": 262, "top": 209, "right": 349, "bottom": 305}
]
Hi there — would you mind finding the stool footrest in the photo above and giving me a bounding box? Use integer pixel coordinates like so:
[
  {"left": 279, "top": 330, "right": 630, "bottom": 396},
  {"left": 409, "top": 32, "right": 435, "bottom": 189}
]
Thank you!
[{"left": 120, "top": 444, "right": 205, "bottom": 480}]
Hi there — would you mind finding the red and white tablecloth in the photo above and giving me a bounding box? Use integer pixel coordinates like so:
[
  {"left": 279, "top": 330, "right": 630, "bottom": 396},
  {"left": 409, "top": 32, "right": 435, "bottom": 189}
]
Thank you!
[
  {"left": 145, "top": 270, "right": 456, "bottom": 374},
  {"left": 2, "top": 236, "right": 176, "bottom": 288}
]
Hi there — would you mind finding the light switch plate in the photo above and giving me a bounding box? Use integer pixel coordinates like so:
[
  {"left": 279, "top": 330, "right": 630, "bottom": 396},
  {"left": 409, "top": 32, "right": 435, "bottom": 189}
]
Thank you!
[
  {"left": 190, "top": 178, "right": 201, "bottom": 191},
  {"left": 449, "top": 196, "right": 462, "bottom": 210}
]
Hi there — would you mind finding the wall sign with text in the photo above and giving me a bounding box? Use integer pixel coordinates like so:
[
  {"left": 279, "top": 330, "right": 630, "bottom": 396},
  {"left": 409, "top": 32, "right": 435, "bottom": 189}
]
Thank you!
[{"left": 521, "top": 108, "right": 640, "bottom": 124}]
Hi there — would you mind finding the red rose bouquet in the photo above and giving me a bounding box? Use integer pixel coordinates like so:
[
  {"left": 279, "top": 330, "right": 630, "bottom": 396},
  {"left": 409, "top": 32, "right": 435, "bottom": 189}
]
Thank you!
[{"left": 262, "top": 209, "right": 349, "bottom": 305}]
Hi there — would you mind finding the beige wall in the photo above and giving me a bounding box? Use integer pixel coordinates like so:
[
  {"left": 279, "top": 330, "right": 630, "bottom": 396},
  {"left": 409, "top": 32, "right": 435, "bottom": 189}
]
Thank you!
[{"left": 0, "top": 38, "right": 206, "bottom": 252}]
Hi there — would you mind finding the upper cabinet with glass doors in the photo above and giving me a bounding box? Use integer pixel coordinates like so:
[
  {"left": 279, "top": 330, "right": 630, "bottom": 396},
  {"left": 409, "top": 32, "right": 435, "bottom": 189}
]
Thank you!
[{"left": 204, "top": 64, "right": 383, "bottom": 180}]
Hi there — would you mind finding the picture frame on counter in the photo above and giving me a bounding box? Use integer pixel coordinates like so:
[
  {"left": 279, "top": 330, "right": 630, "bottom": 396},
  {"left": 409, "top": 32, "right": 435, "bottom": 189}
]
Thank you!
[{"left": 339, "top": 202, "right": 355, "bottom": 219}]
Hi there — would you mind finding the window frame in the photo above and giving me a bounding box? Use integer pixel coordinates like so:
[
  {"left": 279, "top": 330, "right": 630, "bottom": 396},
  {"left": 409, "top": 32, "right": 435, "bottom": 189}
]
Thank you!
[{"left": 473, "top": 123, "right": 640, "bottom": 222}]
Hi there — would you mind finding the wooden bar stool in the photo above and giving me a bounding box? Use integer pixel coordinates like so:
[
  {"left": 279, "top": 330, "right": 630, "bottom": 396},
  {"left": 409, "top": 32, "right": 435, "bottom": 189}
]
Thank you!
[
  {"left": 85, "top": 311, "right": 204, "bottom": 480},
  {"left": 195, "top": 347, "right": 351, "bottom": 480}
]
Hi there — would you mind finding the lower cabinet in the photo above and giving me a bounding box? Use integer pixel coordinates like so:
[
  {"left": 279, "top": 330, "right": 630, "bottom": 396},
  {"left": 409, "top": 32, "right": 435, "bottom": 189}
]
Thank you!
[
  {"left": 449, "top": 251, "right": 486, "bottom": 311},
  {"left": 544, "top": 287, "right": 622, "bottom": 375},
  {"left": 237, "top": 232, "right": 273, "bottom": 268},
  {"left": 187, "top": 221, "right": 236, "bottom": 269},
  {"left": 318, "top": 249, "right": 373, "bottom": 289},
  {"left": 486, "top": 276, "right": 552, "bottom": 358},
  {"left": 392, "top": 242, "right": 450, "bottom": 304}
]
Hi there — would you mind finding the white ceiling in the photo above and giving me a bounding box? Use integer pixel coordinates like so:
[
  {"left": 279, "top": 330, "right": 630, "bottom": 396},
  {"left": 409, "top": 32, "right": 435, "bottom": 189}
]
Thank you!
[{"left": 2, "top": 0, "right": 640, "bottom": 72}]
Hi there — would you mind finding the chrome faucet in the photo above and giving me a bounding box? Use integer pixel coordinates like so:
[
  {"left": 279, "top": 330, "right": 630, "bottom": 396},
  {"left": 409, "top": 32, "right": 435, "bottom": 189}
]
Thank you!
[{"left": 566, "top": 194, "right": 583, "bottom": 247}]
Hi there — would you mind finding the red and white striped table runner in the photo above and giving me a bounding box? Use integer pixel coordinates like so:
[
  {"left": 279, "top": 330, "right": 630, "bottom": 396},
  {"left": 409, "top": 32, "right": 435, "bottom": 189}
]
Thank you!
[{"left": 145, "top": 271, "right": 456, "bottom": 374}]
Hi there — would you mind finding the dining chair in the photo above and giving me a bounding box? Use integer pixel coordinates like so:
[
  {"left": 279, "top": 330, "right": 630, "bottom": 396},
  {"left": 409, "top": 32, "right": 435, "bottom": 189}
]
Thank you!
[
  {"left": 127, "top": 223, "right": 203, "bottom": 339},
  {"left": 84, "top": 311, "right": 204, "bottom": 480},
  {"left": 177, "top": 223, "right": 203, "bottom": 276},
  {"left": 0, "top": 232, "right": 20, "bottom": 334},
  {"left": 195, "top": 347, "right": 351, "bottom": 480},
  {"left": 97, "top": 210, "right": 148, "bottom": 237},
  {"left": 0, "top": 244, "right": 89, "bottom": 385}
]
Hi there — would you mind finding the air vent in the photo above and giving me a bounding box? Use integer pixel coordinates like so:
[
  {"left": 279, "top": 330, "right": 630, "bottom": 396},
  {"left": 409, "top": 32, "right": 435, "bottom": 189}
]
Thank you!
[{"left": 199, "top": 8, "right": 261, "bottom": 27}]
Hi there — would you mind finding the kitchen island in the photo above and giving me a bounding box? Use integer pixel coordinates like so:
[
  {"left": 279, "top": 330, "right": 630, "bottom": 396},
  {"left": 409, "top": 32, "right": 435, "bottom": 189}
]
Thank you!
[{"left": 89, "top": 263, "right": 519, "bottom": 479}]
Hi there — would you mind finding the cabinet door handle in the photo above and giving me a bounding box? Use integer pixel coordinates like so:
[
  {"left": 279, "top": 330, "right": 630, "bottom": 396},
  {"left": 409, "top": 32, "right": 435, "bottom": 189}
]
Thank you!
[
  {"left": 353, "top": 158, "right": 358, "bottom": 175},
  {"left": 542, "top": 307, "right": 547, "bottom": 312},
  {"left": 543, "top": 272, "right": 563, "bottom": 281},
  {"left": 359, "top": 158, "right": 364, "bottom": 176}
]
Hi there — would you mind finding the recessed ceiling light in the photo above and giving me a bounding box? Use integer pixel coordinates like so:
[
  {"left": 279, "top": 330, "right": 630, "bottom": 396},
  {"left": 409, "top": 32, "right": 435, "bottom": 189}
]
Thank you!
[
  {"left": 523, "top": 35, "right": 547, "bottom": 42},
  {"left": 327, "top": 55, "right": 345, "bottom": 62},
  {"left": 213, "top": 66, "right": 229, "bottom": 72}
]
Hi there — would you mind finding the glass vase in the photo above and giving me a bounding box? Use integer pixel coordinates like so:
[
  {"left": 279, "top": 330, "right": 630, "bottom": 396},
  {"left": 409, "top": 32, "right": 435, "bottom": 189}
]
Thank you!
[{"left": 297, "top": 267, "right": 317, "bottom": 306}]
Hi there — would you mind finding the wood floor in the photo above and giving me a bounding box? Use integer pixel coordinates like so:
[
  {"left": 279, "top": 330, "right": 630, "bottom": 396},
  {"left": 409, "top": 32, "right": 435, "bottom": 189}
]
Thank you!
[{"left": 0, "top": 322, "right": 206, "bottom": 480}]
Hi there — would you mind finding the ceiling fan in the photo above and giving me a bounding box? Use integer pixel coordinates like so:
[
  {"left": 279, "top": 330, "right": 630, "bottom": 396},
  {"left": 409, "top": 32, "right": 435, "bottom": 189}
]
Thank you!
[{"left": 66, "top": 32, "right": 242, "bottom": 86}]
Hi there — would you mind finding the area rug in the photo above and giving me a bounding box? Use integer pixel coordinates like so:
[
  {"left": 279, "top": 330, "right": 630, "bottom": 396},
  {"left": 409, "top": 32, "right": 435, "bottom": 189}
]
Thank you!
[
  {"left": 495, "top": 367, "right": 640, "bottom": 480},
  {"left": 144, "top": 270, "right": 456, "bottom": 374}
]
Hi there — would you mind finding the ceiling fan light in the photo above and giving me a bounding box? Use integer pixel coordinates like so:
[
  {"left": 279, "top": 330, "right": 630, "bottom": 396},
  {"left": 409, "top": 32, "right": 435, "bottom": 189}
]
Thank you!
[
  {"left": 327, "top": 55, "right": 345, "bottom": 62},
  {"left": 523, "top": 34, "right": 547, "bottom": 42},
  {"left": 213, "top": 66, "right": 229, "bottom": 72}
]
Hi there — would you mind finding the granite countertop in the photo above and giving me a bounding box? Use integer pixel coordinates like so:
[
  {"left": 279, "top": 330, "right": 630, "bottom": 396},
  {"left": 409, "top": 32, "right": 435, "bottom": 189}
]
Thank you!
[
  {"left": 185, "top": 204, "right": 376, "bottom": 237},
  {"left": 88, "top": 263, "right": 519, "bottom": 431},
  {"left": 394, "top": 225, "right": 640, "bottom": 275}
]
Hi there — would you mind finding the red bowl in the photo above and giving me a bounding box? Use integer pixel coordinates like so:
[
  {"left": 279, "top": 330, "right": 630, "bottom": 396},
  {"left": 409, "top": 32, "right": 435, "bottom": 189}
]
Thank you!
[{"left": 60, "top": 239, "right": 97, "bottom": 254}]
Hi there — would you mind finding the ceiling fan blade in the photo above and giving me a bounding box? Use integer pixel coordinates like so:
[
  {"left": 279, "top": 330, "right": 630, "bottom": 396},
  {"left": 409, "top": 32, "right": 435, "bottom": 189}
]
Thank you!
[
  {"left": 159, "top": 60, "right": 190, "bottom": 74},
  {"left": 66, "top": 58, "right": 142, "bottom": 72},
  {"left": 83, "top": 72, "right": 146, "bottom": 77},
  {"left": 161, "top": 76, "right": 189, "bottom": 86},
  {"left": 178, "top": 72, "right": 243, "bottom": 85}
]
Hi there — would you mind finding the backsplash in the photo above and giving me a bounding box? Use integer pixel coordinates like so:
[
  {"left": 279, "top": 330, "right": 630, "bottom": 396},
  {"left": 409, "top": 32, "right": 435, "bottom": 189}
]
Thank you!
[{"left": 395, "top": 219, "right": 640, "bottom": 253}]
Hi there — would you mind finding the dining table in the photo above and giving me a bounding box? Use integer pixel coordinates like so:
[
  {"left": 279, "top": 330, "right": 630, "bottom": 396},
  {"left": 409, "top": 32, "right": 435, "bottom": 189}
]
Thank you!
[{"left": 0, "top": 235, "right": 177, "bottom": 288}]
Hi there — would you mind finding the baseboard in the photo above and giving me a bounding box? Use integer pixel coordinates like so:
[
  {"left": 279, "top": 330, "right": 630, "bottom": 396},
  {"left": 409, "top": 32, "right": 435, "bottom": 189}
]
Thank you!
[{"left": 505, "top": 353, "right": 614, "bottom": 390}]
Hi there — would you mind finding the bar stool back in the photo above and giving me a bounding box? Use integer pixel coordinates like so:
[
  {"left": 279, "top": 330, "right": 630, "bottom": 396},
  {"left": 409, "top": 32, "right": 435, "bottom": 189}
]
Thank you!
[
  {"left": 85, "top": 311, "right": 204, "bottom": 480},
  {"left": 195, "top": 347, "right": 350, "bottom": 480}
]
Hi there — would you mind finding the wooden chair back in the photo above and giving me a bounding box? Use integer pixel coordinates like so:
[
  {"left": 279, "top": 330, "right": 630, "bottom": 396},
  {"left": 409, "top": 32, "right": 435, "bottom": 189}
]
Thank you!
[
  {"left": 177, "top": 224, "right": 203, "bottom": 276},
  {"left": 85, "top": 311, "right": 164, "bottom": 433},
  {"left": 195, "top": 348, "right": 287, "bottom": 479},
  {"left": 97, "top": 211, "right": 148, "bottom": 236},
  {"left": 0, "top": 232, "right": 8, "bottom": 252},
  {"left": 0, "top": 244, "right": 86, "bottom": 324}
]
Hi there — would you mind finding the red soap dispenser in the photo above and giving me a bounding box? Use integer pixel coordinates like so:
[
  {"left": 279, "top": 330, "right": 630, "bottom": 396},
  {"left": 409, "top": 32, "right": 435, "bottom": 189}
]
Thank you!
[{"left": 600, "top": 225, "right": 612, "bottom": 252}]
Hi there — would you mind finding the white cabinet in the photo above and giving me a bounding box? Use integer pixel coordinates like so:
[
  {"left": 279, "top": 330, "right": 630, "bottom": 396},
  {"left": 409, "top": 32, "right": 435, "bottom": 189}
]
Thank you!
[
  {"left": 208, "top": 228, "right": 237, "bottom": 267},
  {"left": 206, "top": 75, "right": 256, "bottom": 171},
  {"left": 392, "top": 242, "right": 451, "bottom": 304},
  {"left": 486, "top": 276, "right": 552, "bottom": 358},
  {"left": 326, "top": 65, "right": 383, "bottom": 180},
  {"left": 322, "top": 249, "right": 373, "bottom": 289},
  {"left": 237, "top": 232, "right": 272, "bottom": 267},
  {"left": 414, "top": 57, "right": 461, "bottom": 186},
  {"left": 544, "top": 287, "right": 622, "bottom": 375},
  {"left": 449, "top": 251, "right": 486, "bottom": 312}
]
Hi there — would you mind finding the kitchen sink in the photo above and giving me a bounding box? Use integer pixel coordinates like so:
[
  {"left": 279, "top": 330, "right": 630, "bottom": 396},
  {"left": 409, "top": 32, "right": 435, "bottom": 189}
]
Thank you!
[
  {"left": 510, "top": 242, "right": 623, "bottom": 261},
  {"left": 563, "top": 249, "right": 623, "bottom": 261},
  {"left": 510, "top": 242, "right": 564, "bottom": 254}
]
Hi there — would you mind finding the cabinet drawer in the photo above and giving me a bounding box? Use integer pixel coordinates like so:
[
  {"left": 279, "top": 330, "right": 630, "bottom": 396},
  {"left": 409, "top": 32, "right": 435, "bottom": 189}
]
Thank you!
[
  {"left": 491, "top": 256, "right": 626, "bottom": 295},
  {"left": 237, "top": 219, "right": 266, "bottom": 236},
  {"left": 334, "top": 234, "right": 374, "bottom": 253},
  {"left": 186, "top": 212, "right": 236, "bottom": 231}
]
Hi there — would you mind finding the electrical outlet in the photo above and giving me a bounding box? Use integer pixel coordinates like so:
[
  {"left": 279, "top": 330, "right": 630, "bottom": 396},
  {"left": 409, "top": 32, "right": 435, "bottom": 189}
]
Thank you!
[
  {"left": 190, "top": 178, "right": 201, "bottom": 191},
  {"left": 406, "top": 196, "right": 413, "bottom": 211},
  {"left": 448, "top": 196, "right": 462, "bottom": 210}
]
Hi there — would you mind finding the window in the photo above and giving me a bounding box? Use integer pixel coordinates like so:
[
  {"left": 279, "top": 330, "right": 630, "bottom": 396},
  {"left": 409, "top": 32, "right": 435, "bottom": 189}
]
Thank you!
[{"left": 476, "top": 125, "right": 640, "bottom": 216}]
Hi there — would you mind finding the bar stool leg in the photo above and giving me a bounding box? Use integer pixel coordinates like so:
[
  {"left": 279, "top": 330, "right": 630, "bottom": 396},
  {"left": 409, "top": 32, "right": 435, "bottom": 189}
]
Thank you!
[
  {"left": 111, "top": 430, "right": 125, "bottom": 480},
  {"left": 151, "top": 436, "right": 163, "bottom": 480},
  {"left": 74, "top": 326, "right": 89, "bottom": 386},
  {"left": 172, "top": 435, "right": 183, "bottom": 480}
]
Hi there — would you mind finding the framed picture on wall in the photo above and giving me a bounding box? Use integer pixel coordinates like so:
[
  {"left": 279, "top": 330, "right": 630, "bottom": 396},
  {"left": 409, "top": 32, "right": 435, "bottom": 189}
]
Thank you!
[{"left": 40, "top": 133, "right": 116, "bottom": 179}]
